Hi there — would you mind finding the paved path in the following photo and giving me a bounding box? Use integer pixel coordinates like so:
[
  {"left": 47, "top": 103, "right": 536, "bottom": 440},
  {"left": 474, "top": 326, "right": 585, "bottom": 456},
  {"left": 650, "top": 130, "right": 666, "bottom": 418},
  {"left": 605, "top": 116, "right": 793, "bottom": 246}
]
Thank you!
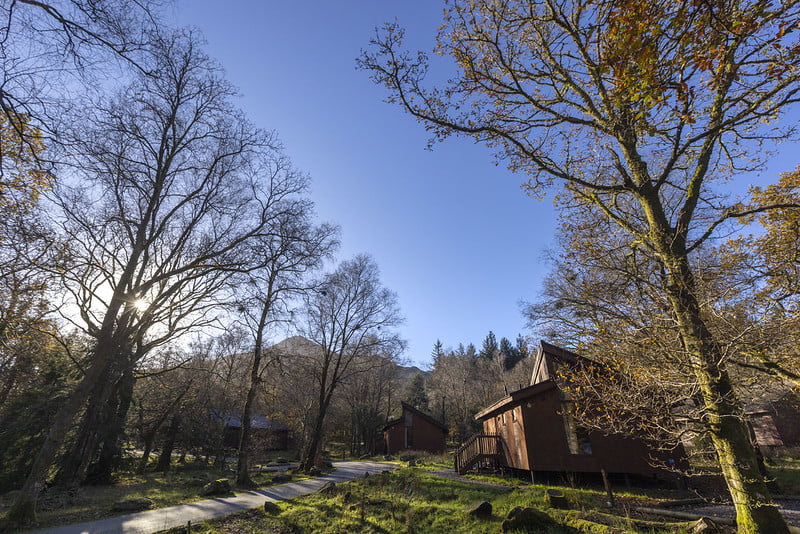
[{"left": 27, "top": 461, "right": 396, "bottom": 534}]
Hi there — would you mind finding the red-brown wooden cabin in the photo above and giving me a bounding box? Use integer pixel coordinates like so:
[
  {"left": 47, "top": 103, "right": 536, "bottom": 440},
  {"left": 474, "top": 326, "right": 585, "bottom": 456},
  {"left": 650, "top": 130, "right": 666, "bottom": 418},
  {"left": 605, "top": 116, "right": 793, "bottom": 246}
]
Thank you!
[
  {"left": 747, "top": 387, "right": 800, "bottom": 452},
  {"left": 455, "top": 341, "right": 686, "bottom": 482},
  {"left": 219, "top": 412, "right": 290, "bottom": 451},
  {"left": 383, "top": 402, "right": 448, "bottom": 455}
]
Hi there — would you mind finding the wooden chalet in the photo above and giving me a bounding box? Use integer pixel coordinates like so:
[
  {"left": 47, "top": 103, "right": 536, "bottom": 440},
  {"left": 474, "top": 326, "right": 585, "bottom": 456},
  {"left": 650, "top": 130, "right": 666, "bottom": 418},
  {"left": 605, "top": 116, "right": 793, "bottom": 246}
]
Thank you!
[
  {"left": 454, "top": 341, "right": 686, "bottom": 480},
  {"left": 383, "top": 402, "right": 448, "bottom": 455},
  {"left": 216, "top": 412, "right": 290, "bottom": 451},
  {"left": 747, "top": 387, "right": 800, "bottom": 451}
]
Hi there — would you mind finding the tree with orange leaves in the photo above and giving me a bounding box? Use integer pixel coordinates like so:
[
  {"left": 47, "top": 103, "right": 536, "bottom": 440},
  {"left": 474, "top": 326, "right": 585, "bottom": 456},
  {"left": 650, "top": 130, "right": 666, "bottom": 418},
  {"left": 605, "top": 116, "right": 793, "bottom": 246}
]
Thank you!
[{"left": 361, "top": 1, "right": 800, "bottom": 531}]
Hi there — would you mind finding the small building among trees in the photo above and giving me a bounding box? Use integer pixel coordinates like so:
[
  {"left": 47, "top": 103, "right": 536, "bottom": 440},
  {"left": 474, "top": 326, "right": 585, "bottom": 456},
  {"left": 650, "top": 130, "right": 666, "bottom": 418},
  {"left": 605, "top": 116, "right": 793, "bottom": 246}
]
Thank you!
[
  {"left": 383, "top": 402, "right": 448, "bottom": 455},
  {"left": 216, "top": 412, "right": 290, "bottom": 451},
  {"left": 455, "top": 341, "right": 686, "bottom": 480},
  {"left": 747, "top": 387, "right": 800, "bottom": 452}
]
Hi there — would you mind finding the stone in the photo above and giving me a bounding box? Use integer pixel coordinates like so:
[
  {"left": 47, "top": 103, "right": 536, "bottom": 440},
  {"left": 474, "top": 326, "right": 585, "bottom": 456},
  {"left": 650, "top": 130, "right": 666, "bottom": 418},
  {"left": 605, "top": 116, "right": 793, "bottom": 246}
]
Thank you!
[
  {"left": 501, "top": 506, "right": 557, "bottom": 532},
  {"left": 110, "top": 497, "right": 154, "bottom": 512},
  {"left": 317, "top": 482, "right": 336, "bottom": 494},
  {"left": 546, "top": 488, "right": 569, "bottom": 509},
  {"left": 200, "top": 478, "right": 232, "bottom": 496},
  {"left": 272, "top": 473, "right": 292, "bottom": 483},
  {"left": 263, "top": 501, "right": 281, "bottom": 515},
  {"left": 691, "top": 517, "right": 723, "bottom": 534},
  {"left": 308, "top": 466, "right": 322, "bottom": 476},
  {"left": 466, "top": 501, "right": 493, "bottom": 519},
  {"left": 383, "top": 455, "right": 394, "bottom": 461},
  {"left": 185, "top": 476, "right": 208, "bottom": 487}
]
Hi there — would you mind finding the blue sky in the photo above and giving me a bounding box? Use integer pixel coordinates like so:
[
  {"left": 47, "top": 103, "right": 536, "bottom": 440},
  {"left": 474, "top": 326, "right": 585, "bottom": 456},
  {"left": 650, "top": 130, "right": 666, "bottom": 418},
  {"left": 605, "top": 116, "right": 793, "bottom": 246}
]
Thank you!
[
  {"left": 171, "top": 2, "right": 798, "bottom": 368},
  {"left": 171, "top": 1, "right": 559, "bottom": 367}
]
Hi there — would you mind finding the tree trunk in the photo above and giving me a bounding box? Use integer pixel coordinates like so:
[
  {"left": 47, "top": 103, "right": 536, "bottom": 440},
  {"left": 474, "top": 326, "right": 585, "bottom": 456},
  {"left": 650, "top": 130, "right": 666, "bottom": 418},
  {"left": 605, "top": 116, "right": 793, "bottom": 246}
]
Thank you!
[
  {"left": 86, "top": 367, "right": 135, "bottom": 484},
  {"left": 156, "top": 413, "right": 180, "bottom": 472},
  {"left": 660, "top": 250, "right": 788, "bottom": 533},
  {"left": 137, "top": 383, "right": 191, "bottom": 474},
  {"left": 53, "top": 370, "right": 111, "bottom": 488},
  {"left": 236, "top": 352, "right": 260, "bottom": 486},
  {"left": 6, "top": 352, "right": 112, "bottom": 525},
  {"left": 236, "top": 393, "right": 255, "bottom": 486},
  {"left": 237, "top": 287, "right": 273, "bottom": 486},
  {"left": 7, "top": 283, "right": 135, "bottom": 526},
  {"left": 137, "top": 430, "right": 156, "bottom": 474},
  {"left": 299, "top": 404, "right": 328, "bottom": 471},
  {"left": 213, "top": 426, "right": 228, "bottom": 471}
]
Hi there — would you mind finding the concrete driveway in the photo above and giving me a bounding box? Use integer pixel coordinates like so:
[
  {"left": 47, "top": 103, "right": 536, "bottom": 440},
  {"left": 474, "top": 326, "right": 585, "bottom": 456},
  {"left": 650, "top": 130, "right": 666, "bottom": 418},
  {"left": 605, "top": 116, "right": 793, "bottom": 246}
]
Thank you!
[{"left": 27, "top": 461, "right": 396, "bottom": 534}]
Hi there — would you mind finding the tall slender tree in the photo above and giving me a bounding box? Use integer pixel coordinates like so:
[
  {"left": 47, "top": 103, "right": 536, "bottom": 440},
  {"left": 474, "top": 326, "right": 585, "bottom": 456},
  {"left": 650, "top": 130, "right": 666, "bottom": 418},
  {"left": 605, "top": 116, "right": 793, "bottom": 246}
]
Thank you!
[
  {"left": 233, "top": 209, "right": 337, "bottom": 486},
  {"left": 298, "top": 254, "right": 404, "bottom": 472}
]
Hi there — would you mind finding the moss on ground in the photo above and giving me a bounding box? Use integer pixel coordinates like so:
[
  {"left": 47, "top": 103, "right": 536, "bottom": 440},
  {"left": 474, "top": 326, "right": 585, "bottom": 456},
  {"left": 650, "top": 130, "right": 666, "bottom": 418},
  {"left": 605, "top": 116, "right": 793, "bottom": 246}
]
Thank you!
[{"left": 157, "top": 468, "right": 698, "bottom": 534}]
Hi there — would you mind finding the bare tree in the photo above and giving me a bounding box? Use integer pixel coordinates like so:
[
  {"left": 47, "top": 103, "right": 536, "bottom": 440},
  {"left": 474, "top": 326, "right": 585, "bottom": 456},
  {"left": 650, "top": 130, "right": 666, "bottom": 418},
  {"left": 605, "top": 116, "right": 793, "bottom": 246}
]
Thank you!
[
  {"left": 297, "top": 254, "right": 404, "bottom": 471},
  {"left": 233, "top": 208, "right": 338, "bottom": 486},
  {"left": 8, "top": 29, "right": 303, "bottom": 523},
  {"left": 0, "top": 0, "right": 163, "bottom": 175},
  {"left": 361, "top": 1, "right": 800, "bottom": 530}
]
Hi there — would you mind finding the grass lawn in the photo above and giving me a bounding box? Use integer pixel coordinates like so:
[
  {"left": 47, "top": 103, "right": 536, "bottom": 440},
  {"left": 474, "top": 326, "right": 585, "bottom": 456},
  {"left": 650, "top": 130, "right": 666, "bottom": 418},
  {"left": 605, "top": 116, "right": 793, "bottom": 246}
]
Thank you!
[
  {"left": 771, "top": 456, "right": 800, "bottom": 495},
  {"left": 4, "top": 450, "right": 796, "bottom": 533},
  {"left": 0, "top": 461, "right": 308, "bottom": 532},
  {"left": 156, "top": 466, "right": 700, "bottom": 534}
]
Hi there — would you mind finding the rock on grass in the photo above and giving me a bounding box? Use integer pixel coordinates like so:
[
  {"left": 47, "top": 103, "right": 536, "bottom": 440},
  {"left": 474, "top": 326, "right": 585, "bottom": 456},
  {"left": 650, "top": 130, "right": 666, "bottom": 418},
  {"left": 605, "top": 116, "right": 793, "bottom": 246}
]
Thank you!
[{"left": 501, "top": 506, "right": 558, "bottom": 532}]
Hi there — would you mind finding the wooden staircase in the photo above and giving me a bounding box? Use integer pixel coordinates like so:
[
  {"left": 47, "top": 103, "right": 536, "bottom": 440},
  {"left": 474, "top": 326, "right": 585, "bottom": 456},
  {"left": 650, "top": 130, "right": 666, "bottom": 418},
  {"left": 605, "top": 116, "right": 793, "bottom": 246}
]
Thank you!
[{"left": 454, "top": 433, "right": 505, "bottom": 474}]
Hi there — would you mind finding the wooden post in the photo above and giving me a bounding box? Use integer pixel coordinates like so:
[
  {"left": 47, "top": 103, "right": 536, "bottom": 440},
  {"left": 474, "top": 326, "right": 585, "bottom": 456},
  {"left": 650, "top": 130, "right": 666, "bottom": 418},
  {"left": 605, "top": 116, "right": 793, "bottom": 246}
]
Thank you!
[{"left": 601, "top": 469, "right": 614, "bottom": 507}]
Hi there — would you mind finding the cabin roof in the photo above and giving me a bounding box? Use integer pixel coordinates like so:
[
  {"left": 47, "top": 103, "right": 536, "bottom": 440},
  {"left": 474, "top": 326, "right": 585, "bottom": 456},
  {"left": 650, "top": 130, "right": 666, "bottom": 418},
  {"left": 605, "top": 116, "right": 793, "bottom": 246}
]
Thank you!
[
  {"left": 474, "top": 380, "right": 558, "bottom": 421},
  {"left": 211, "top": 410, "right": 290, "bottom": 431},
  {"left": 383, "top": 402, "right": 449, "bottom": 433}
]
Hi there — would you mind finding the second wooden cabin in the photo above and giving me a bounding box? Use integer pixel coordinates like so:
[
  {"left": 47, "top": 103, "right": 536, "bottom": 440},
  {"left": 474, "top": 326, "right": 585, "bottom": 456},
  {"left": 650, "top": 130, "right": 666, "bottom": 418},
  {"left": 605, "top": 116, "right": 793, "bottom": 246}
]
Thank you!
[{"left": 455, "top": 341, "right": 686, "bottom": 481}]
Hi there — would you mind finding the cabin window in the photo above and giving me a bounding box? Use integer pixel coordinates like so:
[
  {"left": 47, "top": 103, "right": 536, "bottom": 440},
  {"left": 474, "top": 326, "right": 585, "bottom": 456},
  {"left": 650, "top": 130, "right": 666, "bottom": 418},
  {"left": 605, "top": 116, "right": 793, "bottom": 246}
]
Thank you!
[
  {"left": 511, "top": 407, "right": 517, "bottom": 422},
  {"left": 562, "top": 404, "right": 592, "bottom": 455}
]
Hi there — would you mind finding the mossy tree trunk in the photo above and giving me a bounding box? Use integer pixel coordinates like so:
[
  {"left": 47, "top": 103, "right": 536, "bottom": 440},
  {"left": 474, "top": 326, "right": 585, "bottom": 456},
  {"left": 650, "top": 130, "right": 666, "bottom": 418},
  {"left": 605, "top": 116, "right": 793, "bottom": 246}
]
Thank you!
[
  {"left": 662, "top": 259, "right": 788, "bottom": 533},
  {"left": 642, "top": 192, "right": 789, "bottom": 534}
]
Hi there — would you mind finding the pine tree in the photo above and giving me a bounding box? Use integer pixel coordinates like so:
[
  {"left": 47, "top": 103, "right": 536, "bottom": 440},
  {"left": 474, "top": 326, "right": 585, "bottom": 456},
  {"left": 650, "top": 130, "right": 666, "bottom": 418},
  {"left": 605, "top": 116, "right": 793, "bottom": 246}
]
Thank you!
[
  {"left": 478, "top": 331, "right": 498, "bottom": 359},
  {"left": 405, "top": 372, "right": 429, "bottom": 411},
  {"left": 431, "top": 339, "right": 445, "bottom": 364},
  {"left": 499, "top": 337, "right": 523, "bottom": 370}
]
